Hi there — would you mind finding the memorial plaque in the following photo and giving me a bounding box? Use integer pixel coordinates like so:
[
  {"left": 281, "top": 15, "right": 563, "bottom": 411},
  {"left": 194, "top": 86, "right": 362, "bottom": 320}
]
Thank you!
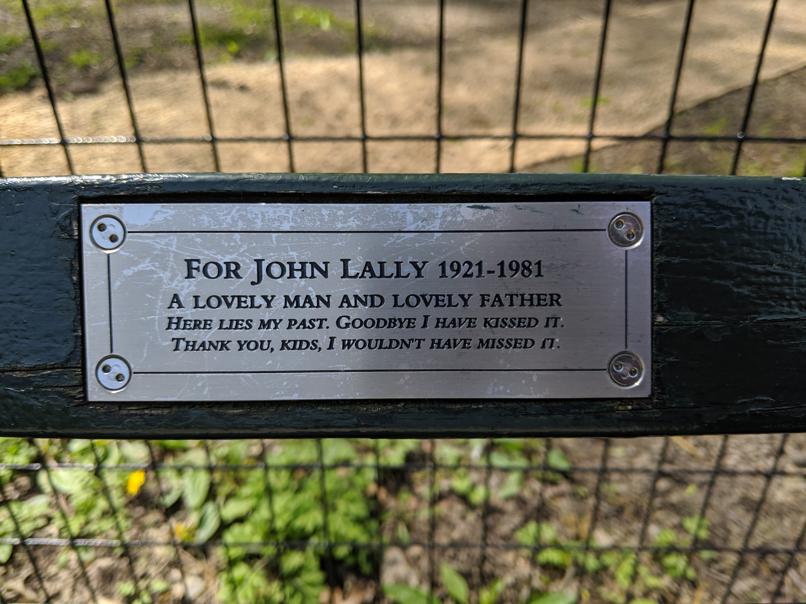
[{"left": 81, "top": 201, "right": 651, "bottom": 401}]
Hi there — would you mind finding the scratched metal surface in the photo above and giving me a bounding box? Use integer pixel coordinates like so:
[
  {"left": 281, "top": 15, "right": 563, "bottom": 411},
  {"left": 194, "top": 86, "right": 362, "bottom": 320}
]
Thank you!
[
  {"left": 81, "top": 201, "right": 651, "bottom": 401},
  {"left": 0, "top": 174, "right": 804, "bottom": 437}
]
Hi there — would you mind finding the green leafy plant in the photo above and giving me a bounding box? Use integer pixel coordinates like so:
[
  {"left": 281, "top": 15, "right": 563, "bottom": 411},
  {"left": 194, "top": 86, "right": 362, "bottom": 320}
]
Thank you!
[{"left": 440, "top": 563, "right": 469, "bottom": 603}]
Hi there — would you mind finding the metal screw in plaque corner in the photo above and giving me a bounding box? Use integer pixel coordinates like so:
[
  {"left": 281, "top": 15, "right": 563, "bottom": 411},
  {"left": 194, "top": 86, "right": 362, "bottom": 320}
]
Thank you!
[
  {"left": 90, "top": 215, "right": 126, "bottom": 251},
  {"left": 96, "top": 355, "right": 132, "bottom": 392},
  {"left": 608, "top": 212, "right": 644, "bottom": 248},
  {"left": 608, "top": 351, "right": 644, "bottom": 388}
]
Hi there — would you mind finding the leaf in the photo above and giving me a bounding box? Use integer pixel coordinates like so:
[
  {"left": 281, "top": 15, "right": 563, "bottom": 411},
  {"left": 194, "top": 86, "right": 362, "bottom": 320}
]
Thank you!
[
  {"left": 384, "top": 584, "right": 436, "bottom": 604},
  {"left": 182, "top": 469, "right": 210, "bottom": 509},
  {"left": 126, "top": 469, "right": 146, "bottom": 497},
  {"left": 479, "top": 579, "right": 504, "bottom": 604},
  {"left": 516, "top": 521, "right": 539, "bottom": 547},
  {"left": 615, "top": 553, "right": 637, "bottom": 589},
  {"left": 119, "top": 441, "right": 150, "bottom": 464},
  {"left": 322, "top": 439, "right": 358, "bottom": 463},
  {"left": 46, "top": 469, "right": 87, "bottom": 495},
  {"left": 468, "top": 485, "right": 488, "bottom": 507},
  {"left": 194, "top": 501, "right": 221, "bottom": 544},
  {"left": 221, "top": 497, "right": 256, "bottom": 522},
  {"left": 530, "top": 592, "right": 577, "bottom": 604},
  {"left": 440, "top": 563, "right": 469, "bottom": 604},
  {"left": 547, "top": 449, "right": 572, "bottom": 472},
  {"left": 536, "top": 547, "right": 572, "bottom": 569},
  {"left": 653, "top": 527, "right": 677, "bottom": 548},
  {"left": 497, "top": 471, "right": 523, "bottom": 500},
  {"left": 451, "top": 471, "right": 473, "bottom": 497},
  {"left": 0, "top": 543, "right": 12, "bottom": 564},
  {"left": 682, "top": 515, "right": 710, "bottom": 540}
]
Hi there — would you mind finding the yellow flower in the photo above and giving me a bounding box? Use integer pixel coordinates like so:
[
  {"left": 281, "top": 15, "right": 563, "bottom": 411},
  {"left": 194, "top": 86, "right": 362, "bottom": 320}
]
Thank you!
[
  {"left": 126, "top": 469, "right": 146, "bottom": 496},
  {"left": 174, "top": 522, "right": 190, "bottom": 542}
]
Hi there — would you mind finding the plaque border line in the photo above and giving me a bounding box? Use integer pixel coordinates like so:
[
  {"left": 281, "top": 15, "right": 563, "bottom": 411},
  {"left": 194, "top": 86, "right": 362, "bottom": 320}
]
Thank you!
[
  {"left": 101, "top": 226, "right": 632, "bottom": 379},
  {"left": 127, "top": 228, "right": 608, "bottom": 234}
]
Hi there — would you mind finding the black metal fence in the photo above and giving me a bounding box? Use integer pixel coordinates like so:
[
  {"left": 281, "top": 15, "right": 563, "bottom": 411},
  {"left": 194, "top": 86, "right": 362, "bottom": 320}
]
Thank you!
[
  {"left": 1, "top": 0, "right": 805, "bottom": 602},
  {"left": 1, "top": 436, "right": 805, "bottom": 602},
  {"left": 0, "top": 0, "right": 804, "bottom": 177}
]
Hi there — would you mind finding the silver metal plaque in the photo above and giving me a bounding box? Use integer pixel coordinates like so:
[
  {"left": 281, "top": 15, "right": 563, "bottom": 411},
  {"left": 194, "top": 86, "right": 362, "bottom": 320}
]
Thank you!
[{"left": 81, "top": 201, "right": 651, "bottom": 401}]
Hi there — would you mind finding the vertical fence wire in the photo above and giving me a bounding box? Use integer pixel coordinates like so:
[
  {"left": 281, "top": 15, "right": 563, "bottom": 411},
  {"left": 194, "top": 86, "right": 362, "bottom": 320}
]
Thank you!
[
  {"left": 770, "top": 515, "right": 806, "bottom": 603},
  {"left": 0, "top": 478, "right": 53, "bottom": 602},
  {"left": 271, "top": 0, "right": 295, "bottom": 173},
  {"left": 531, "top": 438, "right": 552, "bottom": 582},
  {"left": 623, "top": 437, "right": 671, "bottom": 601},
  {"left": 201, "top": 441, "right": 242, "bottom": 604},
  {"left": 186, "top": 0, "right": 221, "bottom": 171},
  {"left": 427, "top": 439, "right": 437, "bottom": 600},
  {"left": 477, "top": 439, "right": 494, "bottom": 596},
  {"left": 30, "top": 441, "right": 98, "bottom": 603},
  {"left": 582, "top": 0, "right": 612, "bottom": 173},
  {"left": 669, "top": 434, "right": 729, "bottom": 604},
  {"left": 88, "top": 442, "right": 144, "bottom": 601},
  {"left": 354, "top": 0, "right": 369, "bottom": 173},
  {"left": 372, "top": 440, "right": 385, "bottom": 604},
  {"left": 316, "top": 439, "right": 336, "bottom": 604},
  {"left": 508, "top": 0, "right": 530, "bottom": 174},
  {"left": 19, "top": 0, "right": 74, "bottom": 174},
  {"left": 434, "top": 0, "right": 446, "bottom": 174},
  {"left": 730, "top": 0, "right": 779, "bottom": 176},
  {"left": 578, "top": 438, "right": 610, "bottom": 599},
  {"left": 258, "top": 440, "right": 288, "bottom": 604},
  {"left": 102, "top": 0, "right": 147, "bottom": 172},
  {"left": 657, "top": 0, "right": 696, "bottom": 174},
  {"left": 145, "top": 441, "right": 192, "bottom": 603}
]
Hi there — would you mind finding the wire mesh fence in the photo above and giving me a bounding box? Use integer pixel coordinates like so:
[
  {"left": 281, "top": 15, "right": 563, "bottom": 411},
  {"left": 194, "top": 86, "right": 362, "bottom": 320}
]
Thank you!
[
  {"left": 0, "top": 0, "right": 804, "bottom": 177},
  {"left": 1, "top": 436, "right": 805, "bottom": 602},
  {"left": 1, "top": 0, "right": 805, "bottom": 602}
]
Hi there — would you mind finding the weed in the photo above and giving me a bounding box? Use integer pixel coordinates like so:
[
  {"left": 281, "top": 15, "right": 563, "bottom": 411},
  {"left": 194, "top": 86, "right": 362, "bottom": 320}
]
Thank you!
[
  {"left": 67, "top": 48, "right": 102, "bottom": 69},
  {"left": 0, "top": 63, "right": 38, "bottom": 92},
  {"left": 0, "top": 33, "right": 25, "bottom": 54},
  {"left": 703, "top": 115, "right": 730, "bottom": 136}
]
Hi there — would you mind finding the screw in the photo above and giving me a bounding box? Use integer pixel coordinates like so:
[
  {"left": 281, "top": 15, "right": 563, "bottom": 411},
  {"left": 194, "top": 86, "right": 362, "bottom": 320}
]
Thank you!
[
  {"left": 95, "top": 355, "right": 132, "bottom": 391},
  {"left": 608, "top": 351, "right": 644, "bottom": 388},
  {"left": 90, "top": 215, "right": 126, "bottom": 251},
  {"left": 608, "top": 212, "right": 644, "bottom": 248}
]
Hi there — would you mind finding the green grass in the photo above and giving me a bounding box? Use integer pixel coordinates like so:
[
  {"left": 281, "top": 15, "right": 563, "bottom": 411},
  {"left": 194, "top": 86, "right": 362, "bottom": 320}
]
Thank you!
[
  {"left": 186, "top": 0, "right": 357, "bottom": 59},
  {"left": 67, "top": 48, "right": 103, "bottom": 69},
  {"left": 0, "top": 33, "right": 25, "bottom": 54},
  {"left": 702, "top": 115, "right": 730, "bottom": 136},
  {"left": 0, "top": 0, "right": 368, "bottom": 95},
  {"left": 0, "top": 62, "right": 38, "bottom": 93}
]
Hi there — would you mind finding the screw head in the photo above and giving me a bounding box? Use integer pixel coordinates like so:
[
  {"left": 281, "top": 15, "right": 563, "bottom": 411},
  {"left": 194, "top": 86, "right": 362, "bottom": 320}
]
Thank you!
[
  {"left": 608, "top": 212, "right": 644, "bottom": 248},
  {"left": 95, "top": 355, "right": 131, "bottom": 391},
  {"left": 608, "top": 351, "right": 644, "bottom": 388},
  {"left": 90, "top": 215, "right": 126, "bottom": 251}
]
